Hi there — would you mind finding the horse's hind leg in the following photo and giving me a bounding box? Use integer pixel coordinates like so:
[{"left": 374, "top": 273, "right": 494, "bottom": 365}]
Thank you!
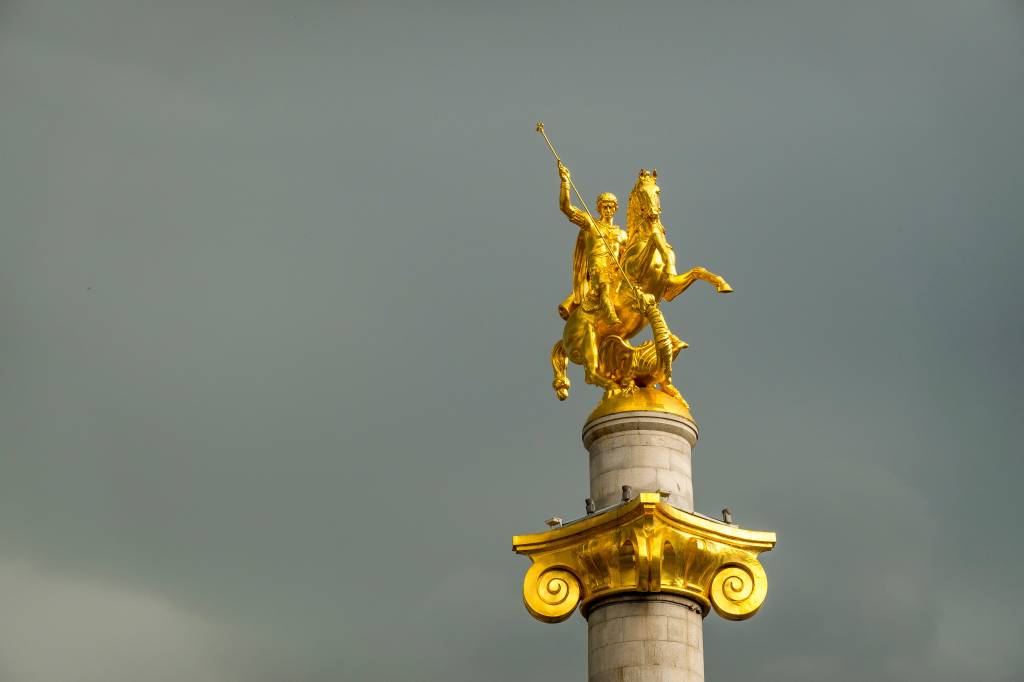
[
  {"left": 580, "top": 328, "right": 619, "bottom": 396},
  {"left": 551, "top": 340, "right": 570, "bottom": 400}
]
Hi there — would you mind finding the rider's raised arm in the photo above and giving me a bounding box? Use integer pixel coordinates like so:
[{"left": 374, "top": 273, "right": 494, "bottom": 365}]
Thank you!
[{"left": 558, "top": 163, "right": 590, "bottom": 229}]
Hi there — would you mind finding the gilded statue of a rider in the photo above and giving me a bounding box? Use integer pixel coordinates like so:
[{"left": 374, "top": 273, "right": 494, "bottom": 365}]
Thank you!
[{"left": 537, "top": 122, "right": 733, "bottom": 420}]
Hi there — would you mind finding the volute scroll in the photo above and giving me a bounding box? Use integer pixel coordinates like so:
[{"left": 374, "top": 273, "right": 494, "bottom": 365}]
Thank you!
[{"left": 513, "top": 493, "right": 776, "bottom": 623}]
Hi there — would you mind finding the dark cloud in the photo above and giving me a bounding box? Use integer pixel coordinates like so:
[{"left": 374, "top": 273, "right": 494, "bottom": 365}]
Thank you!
[{"left": 1, "top": 0, "right": 1022, "bottom": 680}]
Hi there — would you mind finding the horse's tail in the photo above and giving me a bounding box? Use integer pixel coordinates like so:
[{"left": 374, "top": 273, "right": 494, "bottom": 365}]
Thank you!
[
  {"left": 645, "top": 305, "right": 674, "bottom": 384},
  {"left": 551, "top": 340, "right": 570, "bottom": 400}
]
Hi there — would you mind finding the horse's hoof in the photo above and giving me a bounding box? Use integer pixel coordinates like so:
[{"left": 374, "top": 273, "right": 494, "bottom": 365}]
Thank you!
[
  {"left": 553, "top": 380, "right": 570, "bottom": 401},
  {"left": 717, "top": 280, "right": 734, "bottom": 293}
]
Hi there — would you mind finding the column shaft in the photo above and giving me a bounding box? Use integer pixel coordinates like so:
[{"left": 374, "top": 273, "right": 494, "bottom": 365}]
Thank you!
[
  {"left": 583, "top": 410, "right": 702, "bottom": 681},
  {"left": 588, "top": 597, "right": 704, "bottom": 682}
]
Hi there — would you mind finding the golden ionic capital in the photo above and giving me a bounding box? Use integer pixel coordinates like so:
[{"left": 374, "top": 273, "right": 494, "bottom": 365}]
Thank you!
[{"left": 512, "top": 493, "right": 776, "bottom": 623}]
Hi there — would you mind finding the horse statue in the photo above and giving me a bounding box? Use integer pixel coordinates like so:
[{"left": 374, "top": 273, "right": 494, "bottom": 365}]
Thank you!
[{"left": 550, "top": 168, "right": 732, "bottom": 406}]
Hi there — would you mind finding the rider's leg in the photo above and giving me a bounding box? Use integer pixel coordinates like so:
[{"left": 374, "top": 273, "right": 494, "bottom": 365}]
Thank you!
[
  {"left": 602, "top": 294, "right": 621, "bottom": 325},
  {"left": 596, "top": 279, "right": 621, "bottom": 325}
]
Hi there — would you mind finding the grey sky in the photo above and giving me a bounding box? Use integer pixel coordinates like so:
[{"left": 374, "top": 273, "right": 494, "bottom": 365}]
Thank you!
[{"left": 1, "top": 0, "right": 1022, "bottom": 680}]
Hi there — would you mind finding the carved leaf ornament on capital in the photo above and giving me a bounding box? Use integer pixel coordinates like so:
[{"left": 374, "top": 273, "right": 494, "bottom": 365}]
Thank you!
[{"left": 513, "top": 493, "right": 776, "bottom": 623}]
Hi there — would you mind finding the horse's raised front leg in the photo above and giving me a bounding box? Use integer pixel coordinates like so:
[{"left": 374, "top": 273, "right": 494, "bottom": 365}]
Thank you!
[
  {"left": 692, "top": 266, "right": 733, "bottom": 293},
  {"left": 705, "top": 268, "right": 734, "bottom": 293},
  {"left": 664, "top": 267, "right": 733, "bottom": 300},
  {"left": 662, "top": 270, "right": 698, "bottom": 301}
]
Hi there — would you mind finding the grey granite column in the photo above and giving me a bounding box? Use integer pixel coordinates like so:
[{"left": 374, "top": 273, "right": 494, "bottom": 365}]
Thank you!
[
  {"left": 582, "top": 411, "right": 703, "bottom": 682},
  {"left": 583, "top": 411, "right": 698, "bottom": 512}
]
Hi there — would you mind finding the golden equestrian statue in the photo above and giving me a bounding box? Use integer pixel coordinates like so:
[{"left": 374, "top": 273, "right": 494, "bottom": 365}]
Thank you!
[{"left": 537, "top": 122, "right": 732, "bottom": 419}]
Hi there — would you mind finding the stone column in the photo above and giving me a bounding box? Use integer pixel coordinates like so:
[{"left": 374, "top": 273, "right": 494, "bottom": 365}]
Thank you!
[
  {"left": 512, "top": 399, "right": 775, "bottom": 680},
  {"left": 582, "top": 410, "right": 703, "bottom": 682}
]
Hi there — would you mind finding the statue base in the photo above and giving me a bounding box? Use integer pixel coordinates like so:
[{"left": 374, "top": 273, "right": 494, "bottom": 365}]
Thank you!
[{"left": 587, "top": 387, "right": 694, "bottom": 425}]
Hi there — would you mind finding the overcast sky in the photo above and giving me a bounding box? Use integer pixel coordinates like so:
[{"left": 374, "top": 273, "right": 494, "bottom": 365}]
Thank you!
[{"left": 2, "top": 0, "right": 1023, "bottom": 680}]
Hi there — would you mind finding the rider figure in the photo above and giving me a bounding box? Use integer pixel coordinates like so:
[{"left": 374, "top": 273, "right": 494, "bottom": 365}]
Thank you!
[{"left": 557, "top": 161, "right": 626, "bottom": 325}]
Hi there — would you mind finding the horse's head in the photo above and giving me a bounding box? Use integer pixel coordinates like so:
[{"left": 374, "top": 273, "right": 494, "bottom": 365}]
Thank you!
[{"left": 627, "top": 169, "right": 661, "bottom": 236}]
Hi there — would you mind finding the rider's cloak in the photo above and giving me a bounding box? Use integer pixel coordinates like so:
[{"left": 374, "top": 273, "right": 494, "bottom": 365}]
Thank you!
[{"left": 558, "top": 231, "right": 588, "bottom": 320}]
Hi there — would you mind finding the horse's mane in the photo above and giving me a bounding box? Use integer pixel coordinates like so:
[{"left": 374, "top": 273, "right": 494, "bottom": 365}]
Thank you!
[
  {"left": 622, "top": 169, "right": 663, "bottom": 285},
  {"left": 626, "top": 169, "right": 659, "bottom": 242}
]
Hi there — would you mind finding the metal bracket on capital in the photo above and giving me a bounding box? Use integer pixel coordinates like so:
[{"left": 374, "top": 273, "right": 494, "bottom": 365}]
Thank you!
[{"left": 512, "top": 493, "right": 777, "bottom": 623}]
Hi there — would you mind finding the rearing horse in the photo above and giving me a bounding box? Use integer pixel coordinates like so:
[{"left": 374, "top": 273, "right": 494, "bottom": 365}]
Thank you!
[{"left": 551, "top": 169, "right": 731, "bottom": 402}]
